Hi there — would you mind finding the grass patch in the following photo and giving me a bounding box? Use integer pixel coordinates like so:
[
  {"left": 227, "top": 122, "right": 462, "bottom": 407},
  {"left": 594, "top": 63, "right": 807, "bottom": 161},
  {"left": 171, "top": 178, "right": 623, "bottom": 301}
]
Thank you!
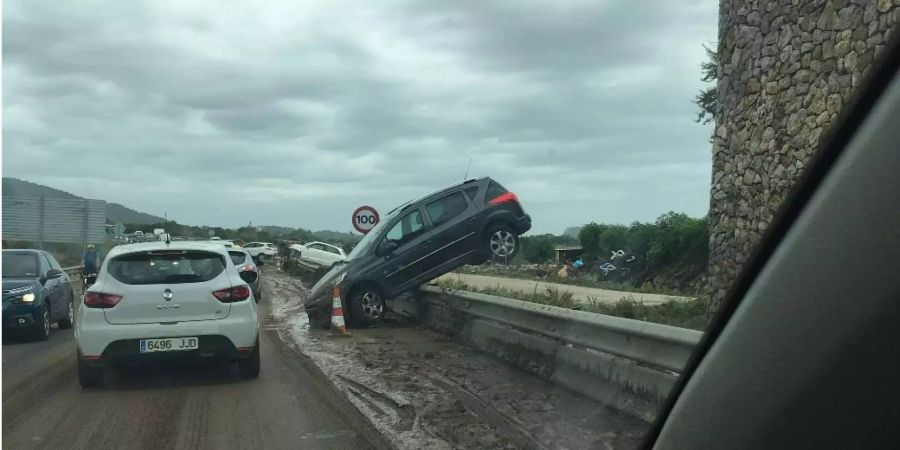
[{"left": 435, "top": 277, "right": 708, "bottom": 331}]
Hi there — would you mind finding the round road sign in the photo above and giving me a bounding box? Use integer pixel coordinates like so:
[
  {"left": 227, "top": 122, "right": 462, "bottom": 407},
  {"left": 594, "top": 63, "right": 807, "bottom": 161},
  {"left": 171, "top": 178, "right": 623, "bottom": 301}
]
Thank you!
[{"left": 352, "top": 205, "right": 380, "bottom": 234}]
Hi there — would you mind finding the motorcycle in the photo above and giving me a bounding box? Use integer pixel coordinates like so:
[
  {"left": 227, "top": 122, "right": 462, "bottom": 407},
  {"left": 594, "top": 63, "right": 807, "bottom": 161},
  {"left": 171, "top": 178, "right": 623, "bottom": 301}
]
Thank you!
[{"left": 83, "top": 272, "right": 98, "bottom": 289}]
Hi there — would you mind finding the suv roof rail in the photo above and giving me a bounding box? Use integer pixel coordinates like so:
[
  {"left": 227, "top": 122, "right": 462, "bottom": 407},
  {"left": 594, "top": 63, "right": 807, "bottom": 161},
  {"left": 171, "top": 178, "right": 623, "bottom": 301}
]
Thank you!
[{"left": 390, "top": 177, "right": 486, "bottom": 215}]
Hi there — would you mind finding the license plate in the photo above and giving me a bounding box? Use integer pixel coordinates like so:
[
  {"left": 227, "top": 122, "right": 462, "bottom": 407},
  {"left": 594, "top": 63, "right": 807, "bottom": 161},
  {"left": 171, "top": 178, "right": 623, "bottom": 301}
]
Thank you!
[{"left": 139, "top": 337, "right": 199, "bottom": 353}]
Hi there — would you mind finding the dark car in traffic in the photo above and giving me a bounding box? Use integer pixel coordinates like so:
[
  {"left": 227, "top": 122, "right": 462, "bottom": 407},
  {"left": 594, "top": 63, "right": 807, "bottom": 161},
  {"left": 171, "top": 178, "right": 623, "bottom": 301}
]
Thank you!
[
  {"left": 228, "top": 248, "right": 263, "bottom": 301},
  {"left": 2, "top": 250, "right": 76, "bottom": 340},
  {"left": 305, "top": 177, "right": 531, "bottom": 327}
]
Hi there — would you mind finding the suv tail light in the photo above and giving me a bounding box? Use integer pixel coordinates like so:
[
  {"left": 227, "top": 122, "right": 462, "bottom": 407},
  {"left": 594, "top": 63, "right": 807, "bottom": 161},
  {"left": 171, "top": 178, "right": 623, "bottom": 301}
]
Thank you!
[
  {"left": 84, "top": 292, "right": 123, "bottom": 308},
  {"left": 488, "top": 191, "right": 519, "bottom": 205},
  {"left": 212, "top": 286, "right": 251, "bottom": 303}
]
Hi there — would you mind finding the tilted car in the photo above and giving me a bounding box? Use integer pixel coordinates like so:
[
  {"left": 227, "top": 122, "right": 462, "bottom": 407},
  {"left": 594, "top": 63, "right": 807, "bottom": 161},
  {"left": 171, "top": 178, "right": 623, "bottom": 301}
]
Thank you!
[
  {"left": 2, "top": 249, "right": 76, "bottom": 340},
  {"left": 305, "top": 177, "right": 531, "bottom": 327},
  {"left": 228, "top": 248, "right": 262, "bottom": 301},
  {"left": 75, "top": 241, "right": 260, "bottom": 387},
  {"left": 289, "top": 241, "right": 347, "bottom": 269}
]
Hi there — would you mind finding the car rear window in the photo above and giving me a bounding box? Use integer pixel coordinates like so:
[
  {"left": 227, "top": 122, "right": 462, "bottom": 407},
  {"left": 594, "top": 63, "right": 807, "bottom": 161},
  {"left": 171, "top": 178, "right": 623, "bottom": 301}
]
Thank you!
[
  {"left": 108, "top": 250, "right": 226, "bottom": 285},
  {"left": 464, "top": 186, "right": 479, "bottom": 200},
  {"left": 229, "top": 251, "right": 247, "bottom": 265},
  {"left": 486, "top": 180, "right": 507, "bottom": 200}
]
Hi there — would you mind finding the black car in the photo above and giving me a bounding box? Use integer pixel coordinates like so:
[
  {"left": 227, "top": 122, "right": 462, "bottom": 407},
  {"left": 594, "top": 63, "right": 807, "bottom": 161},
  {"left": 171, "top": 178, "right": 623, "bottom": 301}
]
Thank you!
[
  {"left": 306, "top": 177, "right": 531, "bottom": 327},
  {"left": 2, "top": 250, "right": 76, "bottom": 340},
  {"left": 228, "top": 248, "right": 263, "bottom": 301}
]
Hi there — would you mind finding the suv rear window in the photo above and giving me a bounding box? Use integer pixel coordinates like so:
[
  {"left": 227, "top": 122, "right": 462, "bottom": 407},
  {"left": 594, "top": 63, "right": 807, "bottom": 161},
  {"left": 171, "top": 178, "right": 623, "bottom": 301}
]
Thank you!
[
  {"left": 108, "top": 250, "right": 226, "bottom": 285},
  {"left": 228, "top": 251, "right": 247, "bottom": 265},
  {"left": 486, "top": 180, "right": 507, "bottom": 201}
]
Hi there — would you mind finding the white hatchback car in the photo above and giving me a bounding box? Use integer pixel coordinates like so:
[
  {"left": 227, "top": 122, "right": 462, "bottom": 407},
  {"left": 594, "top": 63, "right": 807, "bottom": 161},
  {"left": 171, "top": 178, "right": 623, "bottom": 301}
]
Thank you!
[
  {"left": 243, "top": 242, "right": 277, "bottom": 258},
  {"left": 75, "top": 241, "right": 260, "bottom": 387},
  {"left": 290, "top": 242, "right": 347, "bottom": 268}
]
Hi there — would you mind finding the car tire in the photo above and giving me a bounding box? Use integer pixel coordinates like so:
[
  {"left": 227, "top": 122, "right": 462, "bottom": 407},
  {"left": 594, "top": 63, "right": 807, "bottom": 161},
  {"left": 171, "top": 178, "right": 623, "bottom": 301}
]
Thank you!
[
  {"left": 34, "top": 303, "right": 51, "bottom": 341},
  {"left": 348, "top": 285, "right": 386, "bottom": 328},
  {"left": 77, "top": 356, "right": 104, "bottom": 388},
  {"left": 485, "top": 223, "right": 520, "bottom": 263},
  {"left": 237, "top": 343, "right": 260, "bottom": 379},
  {"left": 58, "top": 300, "right": 75, "bottom": 329}
]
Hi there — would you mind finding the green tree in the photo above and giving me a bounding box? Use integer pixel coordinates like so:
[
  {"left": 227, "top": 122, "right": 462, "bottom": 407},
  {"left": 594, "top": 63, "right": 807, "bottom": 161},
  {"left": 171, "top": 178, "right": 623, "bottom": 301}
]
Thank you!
[
  {"left": 520, "top": 235, "right": 556, "bottom": 263},
  {"left": 694, "top": 44, "right": 718, "bottom": 124}
]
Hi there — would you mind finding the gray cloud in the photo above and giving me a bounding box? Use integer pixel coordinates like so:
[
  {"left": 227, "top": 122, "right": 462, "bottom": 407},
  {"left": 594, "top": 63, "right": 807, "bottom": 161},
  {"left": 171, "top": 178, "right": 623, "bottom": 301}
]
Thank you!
[{"left": 3, "top": 0, "right": 717, "bottom": 233}]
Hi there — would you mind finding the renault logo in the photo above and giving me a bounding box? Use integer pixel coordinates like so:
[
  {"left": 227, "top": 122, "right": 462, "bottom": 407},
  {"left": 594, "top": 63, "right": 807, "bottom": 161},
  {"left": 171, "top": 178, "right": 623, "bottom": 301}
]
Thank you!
[{"left": 163, "top": 289, "right": 174, "bottom": 301}]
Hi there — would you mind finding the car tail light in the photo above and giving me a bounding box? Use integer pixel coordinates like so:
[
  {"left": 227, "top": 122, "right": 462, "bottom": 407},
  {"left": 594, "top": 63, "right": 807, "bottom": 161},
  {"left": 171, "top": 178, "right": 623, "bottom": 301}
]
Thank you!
[
  {"left": 212, "top": 286, "right": 251, "bottom": 303},
  {"left": 83, "top": 292, "right": 123, "bottom": 308},
  {"left": 488, "top": 191, "right": 519, "bottom": 205}
]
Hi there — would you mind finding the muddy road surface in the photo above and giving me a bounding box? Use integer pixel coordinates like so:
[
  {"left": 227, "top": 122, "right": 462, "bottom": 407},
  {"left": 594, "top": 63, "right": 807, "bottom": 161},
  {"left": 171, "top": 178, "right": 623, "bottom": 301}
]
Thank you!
[
  {"left": 267, "top": 270, "right": 650, "bottom": 450},
  {"left": 2, "top": 277, "right": 384, "bottom": 450}
]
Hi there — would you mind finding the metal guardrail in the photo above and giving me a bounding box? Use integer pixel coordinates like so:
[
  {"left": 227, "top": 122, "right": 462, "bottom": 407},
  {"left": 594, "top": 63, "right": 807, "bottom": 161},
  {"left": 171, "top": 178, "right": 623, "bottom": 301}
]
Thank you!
[
  {"left": 63, "top": 266, "right": 84, "bottom": 277},
  {"left": 393, "top": 285, "right": 704, "bottom": 422}
]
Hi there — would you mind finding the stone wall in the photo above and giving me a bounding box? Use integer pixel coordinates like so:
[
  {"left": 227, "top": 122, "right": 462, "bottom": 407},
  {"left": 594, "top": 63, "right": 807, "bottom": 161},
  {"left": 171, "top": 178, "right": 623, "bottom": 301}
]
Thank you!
[{"left": 709, "top": 0, "right": 898, "bottom": 307}]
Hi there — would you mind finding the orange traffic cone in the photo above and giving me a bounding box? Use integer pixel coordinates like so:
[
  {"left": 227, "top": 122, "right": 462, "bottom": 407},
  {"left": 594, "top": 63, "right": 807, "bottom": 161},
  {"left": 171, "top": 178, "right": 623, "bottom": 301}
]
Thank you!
[{"left": 331, "top": 286, "right": 351, "bottom": 336}]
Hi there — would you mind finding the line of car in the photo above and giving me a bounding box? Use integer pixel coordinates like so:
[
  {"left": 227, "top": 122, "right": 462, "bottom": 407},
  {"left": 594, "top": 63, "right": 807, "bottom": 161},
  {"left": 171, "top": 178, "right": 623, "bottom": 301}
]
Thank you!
[{"left": 2, "top": 176, "right": 531, "bottom": 389}]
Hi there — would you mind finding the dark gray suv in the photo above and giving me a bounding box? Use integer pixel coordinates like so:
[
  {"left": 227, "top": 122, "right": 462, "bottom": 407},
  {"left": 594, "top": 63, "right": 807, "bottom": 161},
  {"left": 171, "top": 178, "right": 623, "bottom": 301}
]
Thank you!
[{"left": 306, "top": 177, "right": 531, "bottom": 327}]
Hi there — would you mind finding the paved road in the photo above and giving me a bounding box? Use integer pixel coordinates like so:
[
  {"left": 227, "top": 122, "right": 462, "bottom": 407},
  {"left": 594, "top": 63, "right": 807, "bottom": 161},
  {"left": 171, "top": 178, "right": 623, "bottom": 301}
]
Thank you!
[
  {"left": 438, "top": 272, "right": 694, "bottom": 305},
  {"left": 2, "top": 281, "right": 379, "bottom": 450}
]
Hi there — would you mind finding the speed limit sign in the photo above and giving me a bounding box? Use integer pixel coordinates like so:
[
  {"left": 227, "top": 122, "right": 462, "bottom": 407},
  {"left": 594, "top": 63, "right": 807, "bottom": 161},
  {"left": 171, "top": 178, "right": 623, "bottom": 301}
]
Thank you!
[{"left": 352, "top": 205, "right": 380, "bottom": 234}]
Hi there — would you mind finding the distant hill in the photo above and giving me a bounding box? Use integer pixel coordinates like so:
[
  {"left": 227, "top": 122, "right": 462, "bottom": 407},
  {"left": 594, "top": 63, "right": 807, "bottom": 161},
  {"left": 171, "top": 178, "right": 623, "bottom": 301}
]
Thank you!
[
  {"left": 563, "top": 226, "right": 582, "bottom": 239},
  {"left": 3, "top": 178, "right": 165, "bottom": 225}
]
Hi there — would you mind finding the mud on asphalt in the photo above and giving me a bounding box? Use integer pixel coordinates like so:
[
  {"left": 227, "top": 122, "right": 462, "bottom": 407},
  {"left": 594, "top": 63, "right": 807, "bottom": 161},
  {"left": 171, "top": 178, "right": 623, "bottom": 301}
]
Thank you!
[{"left": 265, "top": 270, "right": 648, "bottom": 450}]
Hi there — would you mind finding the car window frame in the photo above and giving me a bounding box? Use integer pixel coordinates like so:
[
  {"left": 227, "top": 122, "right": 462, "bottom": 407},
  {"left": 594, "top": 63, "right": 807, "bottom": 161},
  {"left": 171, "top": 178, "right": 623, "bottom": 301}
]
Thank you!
[
  {"left": 40, "top": 253, "right": 54, "bottom": 275},
  {"left": 424, "top": 190, "right": 471, "bottom": 228},
  {"left": 382, "top": 207, "right": 427, "bottom": 248}
]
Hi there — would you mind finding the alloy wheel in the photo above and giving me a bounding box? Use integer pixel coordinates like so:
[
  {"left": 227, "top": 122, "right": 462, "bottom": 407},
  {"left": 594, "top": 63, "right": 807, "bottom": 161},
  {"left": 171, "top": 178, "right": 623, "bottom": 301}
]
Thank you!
[
  {"left": 490, "top": 230, "right": 516, "bottom": 258},
  {"left": 359, "top": 291, "right": 384, "bottom": 319}
]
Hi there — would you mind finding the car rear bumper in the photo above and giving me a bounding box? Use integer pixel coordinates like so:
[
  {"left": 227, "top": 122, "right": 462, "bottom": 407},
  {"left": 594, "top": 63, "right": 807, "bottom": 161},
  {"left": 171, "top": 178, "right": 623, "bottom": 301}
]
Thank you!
[
  {"left": 514, "top": 214, "right": 532, "bottom": 234},
  {"left": 79, "top": 334, "right": 258, "bottom": 368},
  {"left": 76, "top": 308, "right": 258, "bottom": 359}
]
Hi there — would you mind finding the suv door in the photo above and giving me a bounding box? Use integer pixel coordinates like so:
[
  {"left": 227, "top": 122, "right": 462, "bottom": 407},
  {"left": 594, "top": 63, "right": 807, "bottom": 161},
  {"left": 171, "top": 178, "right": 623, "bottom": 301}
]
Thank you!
[
  {"left": 46, "top": 253, "right": 70, "bottom": 317},
  {"left": 41, "top": 253, "right": 63, "bottom": 320},
  {"left": 421, "top": 190, "right": 479, "bottom": 280},
  {"left": 377, "top": 207, "right": 432, "bottom": 296},
  {"left": 305, "top": 243, "right": 325, "bottom": 265}
]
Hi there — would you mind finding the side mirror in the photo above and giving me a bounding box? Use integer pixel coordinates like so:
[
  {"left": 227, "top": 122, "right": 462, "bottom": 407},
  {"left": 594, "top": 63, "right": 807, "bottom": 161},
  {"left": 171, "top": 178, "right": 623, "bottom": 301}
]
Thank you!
[{"left": 46, "top": 269, "right": 62, "bottom": 279}]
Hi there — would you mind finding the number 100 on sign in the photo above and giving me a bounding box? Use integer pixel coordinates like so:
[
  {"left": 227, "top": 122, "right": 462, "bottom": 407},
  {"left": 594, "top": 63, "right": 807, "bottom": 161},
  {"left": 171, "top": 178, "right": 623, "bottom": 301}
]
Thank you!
[{"left": 352, "top": 206, "right": 380, "bottom": 234}]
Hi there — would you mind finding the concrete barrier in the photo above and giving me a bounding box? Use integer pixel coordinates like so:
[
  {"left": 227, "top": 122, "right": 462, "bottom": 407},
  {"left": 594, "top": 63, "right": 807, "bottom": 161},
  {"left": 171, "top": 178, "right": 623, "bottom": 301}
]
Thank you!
[{"left": 392, "top": 285, "right": 703, "bottom": 422}]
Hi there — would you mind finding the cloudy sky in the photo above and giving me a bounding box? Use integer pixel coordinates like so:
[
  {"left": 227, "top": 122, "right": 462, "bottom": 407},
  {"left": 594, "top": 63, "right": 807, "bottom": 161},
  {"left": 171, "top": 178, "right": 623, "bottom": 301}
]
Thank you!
[{"left": 3, "top": 0, "right": 717, "bottom": 234}]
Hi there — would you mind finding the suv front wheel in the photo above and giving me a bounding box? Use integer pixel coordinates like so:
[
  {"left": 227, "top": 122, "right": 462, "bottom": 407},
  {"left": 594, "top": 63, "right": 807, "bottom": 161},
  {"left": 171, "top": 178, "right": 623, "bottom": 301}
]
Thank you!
[
  {"left": 486, "top": 224, "right": 520, "bottom": 262},
  {"left": 348, "top": 286, "right": 385, "bottom": 327}
]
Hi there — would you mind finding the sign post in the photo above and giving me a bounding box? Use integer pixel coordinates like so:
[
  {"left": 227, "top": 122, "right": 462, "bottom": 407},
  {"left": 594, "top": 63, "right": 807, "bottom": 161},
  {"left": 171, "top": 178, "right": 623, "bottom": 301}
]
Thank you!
[{"left": 352, "top": 206, "right": 380, "bottom": 234}]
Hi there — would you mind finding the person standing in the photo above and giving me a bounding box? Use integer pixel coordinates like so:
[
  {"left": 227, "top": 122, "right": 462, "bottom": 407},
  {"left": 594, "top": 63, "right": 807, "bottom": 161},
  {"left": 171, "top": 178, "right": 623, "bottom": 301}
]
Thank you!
[{"left": 82, "top": 244, "right": 101, "bottom": 274}]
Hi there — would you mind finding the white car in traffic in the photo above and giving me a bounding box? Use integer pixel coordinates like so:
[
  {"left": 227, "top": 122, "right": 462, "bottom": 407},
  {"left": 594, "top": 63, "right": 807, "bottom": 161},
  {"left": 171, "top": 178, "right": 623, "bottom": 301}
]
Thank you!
[
  {"left": 74, "top": 241, "right": 260, "bottom": 387},
  {"left": 289, "top": 242, "right": 347, "bottom": 268},
  {"left": 243, "top": 242, "right": 277, "bottom": 258}
]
